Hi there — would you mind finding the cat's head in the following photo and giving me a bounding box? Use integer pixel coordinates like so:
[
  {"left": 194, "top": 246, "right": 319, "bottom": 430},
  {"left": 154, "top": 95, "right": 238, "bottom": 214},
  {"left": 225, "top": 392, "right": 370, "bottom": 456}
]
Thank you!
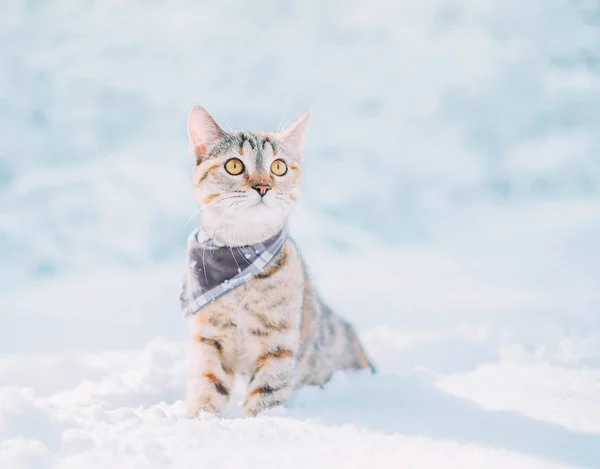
[{"left": 188, "top": 105, "right": 311, "bottom": 246}]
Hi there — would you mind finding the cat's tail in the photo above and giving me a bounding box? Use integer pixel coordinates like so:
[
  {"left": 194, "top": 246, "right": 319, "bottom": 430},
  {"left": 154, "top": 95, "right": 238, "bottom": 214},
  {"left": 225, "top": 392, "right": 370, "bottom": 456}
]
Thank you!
[
  {"left": 321, "top": 302, "right": 377, "bottom": 375},
  {"left": 343, "top": 320, "right": 377, "bottom": 374},
  {"left": 351, "top": 334, "right": 377, "bottom": 374}
]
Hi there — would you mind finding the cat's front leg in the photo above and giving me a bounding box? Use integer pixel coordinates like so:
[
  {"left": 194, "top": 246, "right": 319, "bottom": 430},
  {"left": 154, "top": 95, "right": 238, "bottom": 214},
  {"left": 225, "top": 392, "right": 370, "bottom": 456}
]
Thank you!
[
  {"left": 241, "top": 305, "right": 301, "bottom": 416},
  {"left": 239, "top": 242, "right": 304, "bottom": 416},
  {"left": 186, "top": 305, "right": 237, "bottom": 418}
]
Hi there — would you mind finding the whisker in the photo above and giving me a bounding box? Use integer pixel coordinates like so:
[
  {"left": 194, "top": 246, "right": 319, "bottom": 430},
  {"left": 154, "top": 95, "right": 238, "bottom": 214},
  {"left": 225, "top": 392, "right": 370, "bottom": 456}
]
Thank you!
[
  {"left": 227, "top": 205, "right": 243, "bottom": 273},
  {"left": 179, "top": 207, "right": 203, "bottom": 240},
  {"left": 202, "top": 201, "right": 240, "bottom": 282},
  {"left": 233, "top": 209, "right": 253, "bottom": 266},
  {"left": 275, "top": 195, "right": 293, "bottom": 207},
  {"left": 219, "top": 113, "right": 236, "bottom": 133},
  {"left": 276, "top": 107, "right": 291, "bottom": 135},
  {"left": 179, "top": 195, "right": 248, "bottom": 239}
]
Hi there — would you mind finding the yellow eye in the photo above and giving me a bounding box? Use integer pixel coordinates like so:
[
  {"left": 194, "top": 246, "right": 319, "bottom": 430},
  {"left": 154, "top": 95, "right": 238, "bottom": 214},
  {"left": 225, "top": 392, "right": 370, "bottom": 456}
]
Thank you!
[
  {"left": 225, "top": 158, "right": 245, "bottom": 175},
  {"left": 270, "top": 159, "right": 287, "bottom": 176}
]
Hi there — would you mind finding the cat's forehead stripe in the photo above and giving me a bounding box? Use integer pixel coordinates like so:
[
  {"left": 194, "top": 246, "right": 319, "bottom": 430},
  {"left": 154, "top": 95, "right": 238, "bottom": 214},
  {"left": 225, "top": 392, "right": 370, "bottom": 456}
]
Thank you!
[
  {"left": 238, "top": 132, "right": 256, "bottom": 151},
  {"left": 205, "top": 132, "right": 279, "bottom": 170},
  {"left": 262, "top": 137, "right": 277, "bottom": 155}
]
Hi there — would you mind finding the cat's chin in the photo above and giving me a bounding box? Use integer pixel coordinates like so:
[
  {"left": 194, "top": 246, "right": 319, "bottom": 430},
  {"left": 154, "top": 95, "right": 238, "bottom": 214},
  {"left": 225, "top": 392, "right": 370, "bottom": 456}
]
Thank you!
[
  {"left": 240, "top": 203, "right": 287, "bottom": 231},
  {"left": 201, "top": 204, "right": 288, "bottom": 246}
]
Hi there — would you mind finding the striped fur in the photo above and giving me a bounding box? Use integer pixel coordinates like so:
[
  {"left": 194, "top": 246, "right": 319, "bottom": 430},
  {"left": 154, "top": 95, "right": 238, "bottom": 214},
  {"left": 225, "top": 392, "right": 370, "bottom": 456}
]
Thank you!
[{"left": 185, "top": 106, "right": 374, "bottom": 417}]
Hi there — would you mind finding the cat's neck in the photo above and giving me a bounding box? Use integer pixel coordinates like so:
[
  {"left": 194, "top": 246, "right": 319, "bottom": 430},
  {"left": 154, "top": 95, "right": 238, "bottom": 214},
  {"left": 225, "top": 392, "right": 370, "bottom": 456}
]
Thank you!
[{"left": 199, "top": 216, "right": 284, "bottom": 247}]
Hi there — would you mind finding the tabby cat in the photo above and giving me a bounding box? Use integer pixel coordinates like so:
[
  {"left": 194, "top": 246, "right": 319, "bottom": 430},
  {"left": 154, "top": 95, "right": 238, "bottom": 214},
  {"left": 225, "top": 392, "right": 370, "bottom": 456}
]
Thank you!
[{"left": 183, "top": 105, "right": 374, "bottom": 417}]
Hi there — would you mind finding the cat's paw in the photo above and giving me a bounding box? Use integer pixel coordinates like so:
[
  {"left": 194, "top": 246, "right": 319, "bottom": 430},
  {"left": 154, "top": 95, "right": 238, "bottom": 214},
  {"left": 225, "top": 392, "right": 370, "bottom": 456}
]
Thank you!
[
  {"left": 242, "top": 385, "right": 292, "bottom": 417},
  {"left": 186, "top": 403, "right": 221, "bottom": 419}
]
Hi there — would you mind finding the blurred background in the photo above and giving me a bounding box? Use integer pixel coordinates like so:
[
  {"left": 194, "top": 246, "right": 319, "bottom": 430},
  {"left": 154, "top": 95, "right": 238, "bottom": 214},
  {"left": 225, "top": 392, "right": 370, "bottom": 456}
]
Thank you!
[
  {"left": 2, "top": 0, "right": 600, "bottom": 352},
  {"left": 1, "top": 0, "right": 598, "bottom": 287},
  {"left": 1, "top": 1, "right": 600, "bottom": 467},
  {"left": 1, "top": 0, "right": 600, "bottom": 352}
]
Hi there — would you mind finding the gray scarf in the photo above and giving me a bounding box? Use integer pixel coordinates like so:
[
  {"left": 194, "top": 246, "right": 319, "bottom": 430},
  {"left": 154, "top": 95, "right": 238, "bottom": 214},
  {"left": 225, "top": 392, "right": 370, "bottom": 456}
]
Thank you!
[{"left": 180, "top": 228, "right": 287, "bottom": 316}]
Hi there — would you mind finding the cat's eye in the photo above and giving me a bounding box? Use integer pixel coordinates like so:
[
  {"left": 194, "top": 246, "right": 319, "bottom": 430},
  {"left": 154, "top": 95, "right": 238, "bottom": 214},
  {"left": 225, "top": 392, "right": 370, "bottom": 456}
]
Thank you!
[
  {"left": 225, "top": 158, "right": 245, "bottom": 175},
  {"left": 270, "top": 159, "right": 288, "bottom": 176}
]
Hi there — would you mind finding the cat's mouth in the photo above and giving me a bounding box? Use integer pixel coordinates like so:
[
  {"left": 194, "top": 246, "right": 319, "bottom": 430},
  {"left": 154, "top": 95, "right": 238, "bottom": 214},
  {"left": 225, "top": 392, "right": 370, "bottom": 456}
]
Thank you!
[
  {"left": 251, "top": 199, "right": 269, "bottom": 208},
  {"left": 246, "top": 197, "right": 280, "bottom": 212}
]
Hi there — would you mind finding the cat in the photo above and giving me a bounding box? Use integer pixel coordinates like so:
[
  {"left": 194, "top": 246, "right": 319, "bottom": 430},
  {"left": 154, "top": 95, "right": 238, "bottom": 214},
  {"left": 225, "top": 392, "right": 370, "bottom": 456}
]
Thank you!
[{"left": 182, "top": 105, "right": 374, "bottom": 417}]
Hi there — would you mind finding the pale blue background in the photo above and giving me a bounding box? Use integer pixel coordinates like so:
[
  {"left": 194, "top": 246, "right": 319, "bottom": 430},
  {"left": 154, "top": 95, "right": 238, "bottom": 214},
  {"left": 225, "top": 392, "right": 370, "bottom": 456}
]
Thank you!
[
  {"left": 2, "top": 0, "right": 598, "bottom": 291},
  {"left": 1, "top": 2, "right": 599, "bottom": 466}
]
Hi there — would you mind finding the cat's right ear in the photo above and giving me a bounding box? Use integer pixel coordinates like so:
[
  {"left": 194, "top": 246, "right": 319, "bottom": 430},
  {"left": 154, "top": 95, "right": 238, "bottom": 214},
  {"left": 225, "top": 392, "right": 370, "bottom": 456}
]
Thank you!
[{"left": 188, "top": 105, "right": 225, "bottom": 164}]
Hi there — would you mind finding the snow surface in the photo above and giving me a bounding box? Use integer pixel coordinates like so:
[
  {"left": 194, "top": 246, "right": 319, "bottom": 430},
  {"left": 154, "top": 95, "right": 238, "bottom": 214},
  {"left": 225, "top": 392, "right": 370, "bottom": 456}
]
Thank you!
[{"left": 1, "top": 0, "right": 600, "bottom": 468}]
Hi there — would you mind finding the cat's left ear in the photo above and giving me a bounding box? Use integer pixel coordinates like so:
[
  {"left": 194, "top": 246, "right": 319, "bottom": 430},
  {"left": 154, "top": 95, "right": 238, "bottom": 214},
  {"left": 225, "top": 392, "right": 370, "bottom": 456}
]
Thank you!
[{"left": 277, "top": 110, "right": 311, "bottom": 159}]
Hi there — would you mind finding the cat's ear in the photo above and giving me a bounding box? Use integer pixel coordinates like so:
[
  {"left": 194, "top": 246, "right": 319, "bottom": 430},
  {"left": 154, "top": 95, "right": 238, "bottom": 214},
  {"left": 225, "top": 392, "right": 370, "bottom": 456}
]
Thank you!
[
  {"left": 188, "top": 105, "right": 225, "bottom": 164},
  {"left": 277, "top": 110, "right": 312, "bottom": 159}
]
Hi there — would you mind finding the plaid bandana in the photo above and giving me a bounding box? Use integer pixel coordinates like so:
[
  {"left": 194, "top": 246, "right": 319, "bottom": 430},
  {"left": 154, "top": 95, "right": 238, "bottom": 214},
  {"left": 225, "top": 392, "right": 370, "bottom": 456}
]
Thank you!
[{"left": 180, "top": 227, "right": 288, "bottom": 316}]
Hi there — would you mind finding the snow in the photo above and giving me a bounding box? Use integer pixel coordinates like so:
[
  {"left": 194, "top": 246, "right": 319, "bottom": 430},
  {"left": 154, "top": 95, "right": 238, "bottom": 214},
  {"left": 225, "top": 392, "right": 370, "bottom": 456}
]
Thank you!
[
  {"left": 2, "top": 0, "right": 600, "bottom": 468},
  {"left": 435, "top": 344, "right": 600, "bottom": 435}
]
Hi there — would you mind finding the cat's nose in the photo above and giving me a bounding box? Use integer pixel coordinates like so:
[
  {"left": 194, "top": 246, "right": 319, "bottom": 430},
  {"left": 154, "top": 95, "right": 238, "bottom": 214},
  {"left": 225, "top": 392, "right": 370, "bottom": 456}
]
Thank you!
[{"left": 252, "top": 183, "right": 271, "bottom": 197}]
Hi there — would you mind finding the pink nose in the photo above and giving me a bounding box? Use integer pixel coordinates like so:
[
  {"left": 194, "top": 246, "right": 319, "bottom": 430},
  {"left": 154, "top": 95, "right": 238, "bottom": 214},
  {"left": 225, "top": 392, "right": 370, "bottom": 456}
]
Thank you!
[{"left": 252, "top": 184, "right": 271, "bottom": 197}]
